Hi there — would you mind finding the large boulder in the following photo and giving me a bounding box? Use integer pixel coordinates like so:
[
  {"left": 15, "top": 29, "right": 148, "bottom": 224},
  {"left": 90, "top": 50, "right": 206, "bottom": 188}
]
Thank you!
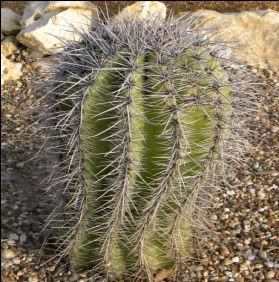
[
  {"left": 115, "top": 1, "right": 166, "bottom": 21},
  {"left": 1, "top": 8, "right": 21, "bottom": 35},
  {"left": 179, "top": 9, "right": 279, "bottom": 71},
  {"left": 16, "top": 1, "right": 98, "bottom": 55},
  {"left": 1, "top": 53, "right": 22, "bottom": 86}
]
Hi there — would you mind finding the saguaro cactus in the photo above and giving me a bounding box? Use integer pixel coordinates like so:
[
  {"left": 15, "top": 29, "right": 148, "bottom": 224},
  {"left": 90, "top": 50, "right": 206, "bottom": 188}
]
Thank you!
[{"left": 41, "top": 14, "right": 258, "bottom": 281}]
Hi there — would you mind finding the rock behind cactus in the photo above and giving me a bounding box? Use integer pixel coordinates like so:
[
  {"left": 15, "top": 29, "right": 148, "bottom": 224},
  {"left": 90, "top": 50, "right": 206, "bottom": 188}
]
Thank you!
[{"left": 41, "top": 14, "right": 259, "bottom": 281}]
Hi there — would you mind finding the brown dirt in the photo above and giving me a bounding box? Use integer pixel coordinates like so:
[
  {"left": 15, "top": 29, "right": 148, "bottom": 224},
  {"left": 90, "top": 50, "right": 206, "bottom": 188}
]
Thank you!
[{"left": 1, "top": 1, "right": 279, "bottom": 15}]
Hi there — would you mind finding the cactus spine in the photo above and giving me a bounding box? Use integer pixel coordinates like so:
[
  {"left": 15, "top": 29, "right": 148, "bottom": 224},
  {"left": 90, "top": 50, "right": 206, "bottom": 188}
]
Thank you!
[{"left": 41, "top": 14, "right": 258, "bottom": 281}]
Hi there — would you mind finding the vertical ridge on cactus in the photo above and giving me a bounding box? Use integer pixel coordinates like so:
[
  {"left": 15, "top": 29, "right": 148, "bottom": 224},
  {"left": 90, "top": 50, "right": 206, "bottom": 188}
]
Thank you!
[
  {"left": 73, "top": 53, "right": 146, "bottom": 277},
  {"left": 38, "top": 12, "right": 260, "bottom": 281}
]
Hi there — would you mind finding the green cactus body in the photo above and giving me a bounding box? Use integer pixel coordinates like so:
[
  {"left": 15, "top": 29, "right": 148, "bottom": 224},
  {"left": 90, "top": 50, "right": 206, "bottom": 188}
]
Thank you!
[
  {"left": 42, "top": 17, "right": 256, "bottom": 281},
  {"left": 128, "top": 52, "right": 231, "bottom": 277},
  {"left": 73, "top": 53, "right": 146, "bottom": 276},
  {"left": 69, "top": 46, "right": 232, "bottom": 279}
]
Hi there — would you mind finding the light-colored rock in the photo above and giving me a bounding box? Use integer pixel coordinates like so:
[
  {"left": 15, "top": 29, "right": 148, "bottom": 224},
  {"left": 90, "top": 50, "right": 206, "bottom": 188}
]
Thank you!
[
  {"left": 12, "top": 257, "right": 21, "bottom": 265},
  {"left": 232, "top": 256, "right": 240, "bottom": 263},
  {"left": 224, "top": 258, "right": 232, "bottom": 266},
  {"left": 1, "top": 36, "right": 19, "bottom": 57},
  {"left": 19, "top": 233, "right": 27, "bottom": 243},
  {"left": 46, "top": 265, "right": 56, "bottom": 272},
  {"left": 3, "top": 260, "right": 13, "bottom": 269},
  {"left": 264, "top": 261, "right": 274, "bottom": 268},
  {"left": 24, "top": 48, "right": 45, "bottom": 59},
  {"left": 1, "top": 8, "right": 21, "bottom": 35},
  {"left": 179, "top": 9, "right": 279, "bottom": 71},
  {"left": 257, "top": 190, "right": 266, "bottom": 200},
  {"left": 17, "top": 2, "right": 98, "bottom": 55},
  {"left": 19, "top": 1, "right": 98, "bottom": 28},
  {"left": 1, "top": 53, "right": 6, "bottom": 85},
  {"left": 2, "top": 249, "right": 16, "bottom": 259},
  {"left": 116, "top": 1, "right": 166, "bottom": 21},
  {"left": 28, "top": 276, "right": 38, "bottom": 282},
  {"left": 266, "top": 271, "right": 275, "bottom": 279},
  {"left": 8, "top": 233, "right": 19, "bottom": 241},
  {"left": 1, "top": 33, "right": 4, "bottom": 40},
  {"left": 46, "top": 1, "right": 99, "bottom": 13},
  {"left": 1, "top": 53, "right": 23, "bottom": 85}
]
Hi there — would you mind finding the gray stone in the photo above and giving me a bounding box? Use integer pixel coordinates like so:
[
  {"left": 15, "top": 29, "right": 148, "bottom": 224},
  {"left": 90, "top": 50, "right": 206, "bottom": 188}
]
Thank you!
[
  {"left": 19, "top": 233, "right": 27, "bottom": 243},
  {"left": 8, "top": 233, "right": 19, "bottom": 241},
  {"left": 1, "top": 8, "right": 21, "bottom": 35}
]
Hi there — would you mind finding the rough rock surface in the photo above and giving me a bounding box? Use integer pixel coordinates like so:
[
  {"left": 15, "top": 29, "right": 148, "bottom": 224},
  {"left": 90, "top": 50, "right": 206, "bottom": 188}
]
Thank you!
[
  {"left": 115, "top": 1, "right": 166, "bottom": 20},
  {"left": 1, "top": 8, "right": 21, "bottom": 35},
  {"left": 179, "top": 9, "right": 279, "bottom": 71},
  {"left": 1, "top": 53, "right": 22, "bottom": 85},
  {"left": 46, "top": 1, "right": 99, "bottom": 13},
  {"left": 16, "top": 1, "right": 98, "bottom": 54},
  {"left": 1, "top": 36, "right": 19, "bottom": 58},
  {"left": 20, "top": 1, "right": 98, "bottom": 28},
  {"left": 19, "top": 1, "right": 48, "bottom": 28}
]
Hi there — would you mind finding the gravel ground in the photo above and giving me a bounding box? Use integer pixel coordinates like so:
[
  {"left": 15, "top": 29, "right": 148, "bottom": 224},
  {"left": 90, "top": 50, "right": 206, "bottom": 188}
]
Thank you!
[{"left": 1, "top": 49, "right": 279, "bottom": 281}]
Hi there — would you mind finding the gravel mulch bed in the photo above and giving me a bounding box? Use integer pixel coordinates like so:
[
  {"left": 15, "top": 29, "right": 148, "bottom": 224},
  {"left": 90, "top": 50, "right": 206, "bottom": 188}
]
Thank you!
[{"left": 1, "top": 50, "right": 278, "bottom": 281}]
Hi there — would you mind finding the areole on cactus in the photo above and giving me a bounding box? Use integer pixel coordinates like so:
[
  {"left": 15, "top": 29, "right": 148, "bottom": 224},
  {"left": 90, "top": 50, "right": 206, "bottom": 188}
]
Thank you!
[{"left": 40, "top": 8, "right": 259, "bottom": 282}]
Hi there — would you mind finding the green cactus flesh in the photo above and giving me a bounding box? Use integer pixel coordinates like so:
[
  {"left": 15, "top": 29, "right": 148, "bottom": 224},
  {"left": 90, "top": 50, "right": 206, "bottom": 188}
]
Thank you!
[{"left": 69, "top": 47, "right": 232, "bottom": 279}]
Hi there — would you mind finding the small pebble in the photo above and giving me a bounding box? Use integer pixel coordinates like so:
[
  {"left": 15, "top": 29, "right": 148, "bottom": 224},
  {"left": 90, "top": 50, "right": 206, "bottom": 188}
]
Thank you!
[
  {"left": 7, "top": 239, "right": 16, "bottom": 246},
  {"left": 3, "top": 260, "right": 13, "bottom": 269},
  {"left": 12, "top": 257, "right": 21, "bottom": 265},
  {"left": 47, "top": 265, "right": 56, "bottom": 272},
  {"left": 224, "top": 258, "right": 232, "bottom": 266},
  {"left": 264, "top": 261, "right": 274, "bottom": 268},
  {"left": 28, "top": 276, "right": 38, "bottom": 282},
  {"left": 2, "top": 249, "right": 16, "bottom": 259},
  {"left": 257, "top": 190, "right": 266, "bottom": 200},
  {"left": 8, "top": 233, "right": 19, "bottom": 241},
  {"left": 232, "top": 257, "right": 240, "bottom": 263},
  {"left": 247, "top": 255, "right": 256, "bottom": 261},
  {"left": 254, "top": 263, "right": 263, "bottom": 269},
  {"left": 19, "top": 233, "right": 27, "bottom": 243},
  {"left": 266, "top": 271, "right": 275, "bottom": 279}
]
